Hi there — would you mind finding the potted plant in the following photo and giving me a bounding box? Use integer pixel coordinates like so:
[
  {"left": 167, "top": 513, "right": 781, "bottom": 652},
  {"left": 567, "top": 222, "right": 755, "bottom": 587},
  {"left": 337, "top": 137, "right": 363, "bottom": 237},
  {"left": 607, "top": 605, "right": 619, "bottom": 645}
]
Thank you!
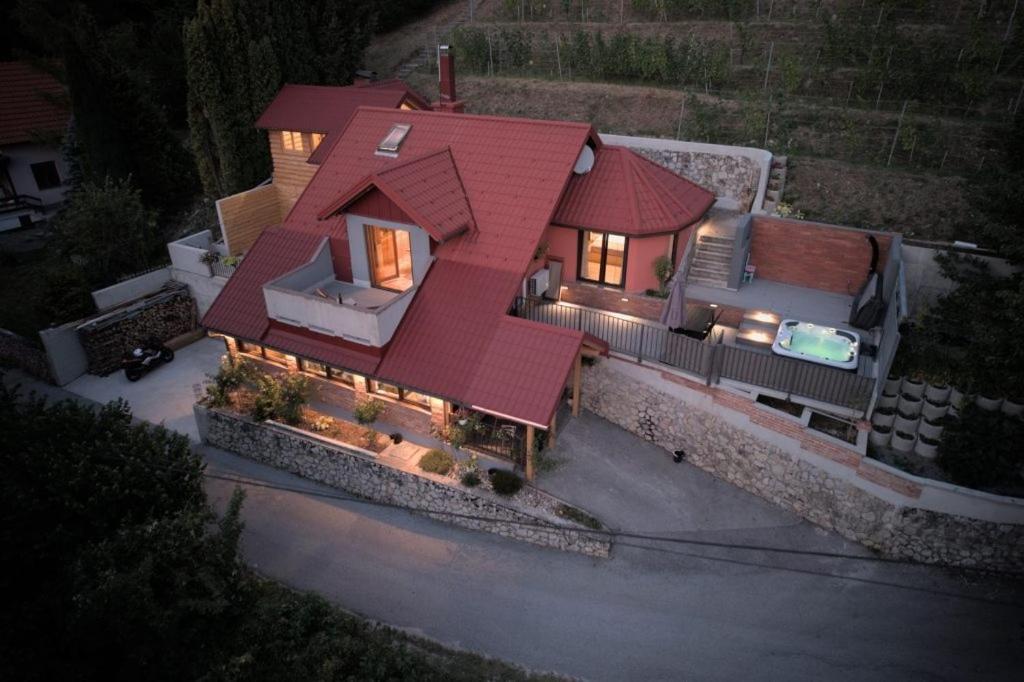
[
  {"left": 975, "top": 393, "right": 1003, "bottom": 412},
  {"left": 918, "top": 416, "right": 945, "bottom": 440},
  {"left": 924, "top": 382, "right": 951, "bottom": 405},
  {"left": 921, "top": 399, "right": 948, "bottom": 422},
  {"left": 877, "top": 392, "right": 898, "bottom": 410},
  {"left": 653, "top": 255, "right": 674, "bottom": 297},
  {"left": 897, "top": 392, "right": 923, "bottom": 417},
  {"left": 891, "top": 430, "right": 916, "bottom": 453},
  {"left": 914, "top": 434, "right": 940, "bottom": 459},
  {"left": 949, "top": 386, "right": 965, "bottom": 409},
  {"left": 871, "top": 407, "right": 896, "bottom": 428},
  {"left": 869, "top": 423, "right": 892, "bottom": 448},
  {"left": 884, "top": 374, "right": 902, "bottom": 395},
  {"left": 894, "top": 410, "right": 919, "bottom": 435},
  {"left": 901, "top": 374, "right": 926, "bottom": 399},
  {"left": 199, "top": 250, "right": 220, "bottom": 267}
]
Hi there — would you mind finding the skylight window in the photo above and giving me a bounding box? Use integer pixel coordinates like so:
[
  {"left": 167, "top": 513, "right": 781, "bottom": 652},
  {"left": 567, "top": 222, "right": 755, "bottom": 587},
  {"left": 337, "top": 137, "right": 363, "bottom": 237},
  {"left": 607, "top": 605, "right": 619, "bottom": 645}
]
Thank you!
[{"left": 376, "top": 123, "right": 411, "bottom": 155}]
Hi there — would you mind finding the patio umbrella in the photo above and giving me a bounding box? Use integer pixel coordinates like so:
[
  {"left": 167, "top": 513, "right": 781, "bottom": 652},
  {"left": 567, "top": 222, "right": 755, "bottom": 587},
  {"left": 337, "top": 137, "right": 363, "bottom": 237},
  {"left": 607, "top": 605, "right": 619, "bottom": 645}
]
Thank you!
[{"left": 659, "top": 274, "right": 688, "bottom": 331}]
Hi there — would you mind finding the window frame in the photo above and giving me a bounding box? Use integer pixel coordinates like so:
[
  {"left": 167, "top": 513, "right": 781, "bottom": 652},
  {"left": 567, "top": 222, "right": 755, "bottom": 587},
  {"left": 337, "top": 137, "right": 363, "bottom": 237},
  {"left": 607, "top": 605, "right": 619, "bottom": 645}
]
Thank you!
[
  {"left": 281, "top": 130, "right": 305, "bottom": 152},
  {"left": 576, "top": 229, "right": 629, "bottom": 288},
  {"left": 30, "top": 161, "right": 61, "bottom": 191}
]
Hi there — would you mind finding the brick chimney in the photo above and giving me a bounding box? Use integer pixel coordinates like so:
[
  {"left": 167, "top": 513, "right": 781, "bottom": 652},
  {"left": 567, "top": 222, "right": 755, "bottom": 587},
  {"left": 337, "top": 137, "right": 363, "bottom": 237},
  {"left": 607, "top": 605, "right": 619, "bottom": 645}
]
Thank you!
[{"left": 434, "top": 45, "right": 465, "bottom": 113}]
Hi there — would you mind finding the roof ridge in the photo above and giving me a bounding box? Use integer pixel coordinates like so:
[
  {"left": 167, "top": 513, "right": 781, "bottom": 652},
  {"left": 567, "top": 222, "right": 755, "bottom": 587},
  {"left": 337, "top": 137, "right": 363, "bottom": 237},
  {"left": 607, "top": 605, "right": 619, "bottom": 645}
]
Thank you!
[
  {"left": 351, "top": 105, "right": 597, "bottom": 132},
  {"left": 619, "top": 147, "right": 642, "bottom": 232},
  {"left": 628, "top": 149, "right": 688, "bottom": 220}
]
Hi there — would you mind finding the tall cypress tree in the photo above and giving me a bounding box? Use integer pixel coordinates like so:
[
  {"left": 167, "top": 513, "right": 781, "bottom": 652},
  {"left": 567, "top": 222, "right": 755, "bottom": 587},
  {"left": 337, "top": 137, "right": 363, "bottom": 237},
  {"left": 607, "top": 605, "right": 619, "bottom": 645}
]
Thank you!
[{"left": 185, "top": 0, "right": 377, "bottom": 198}]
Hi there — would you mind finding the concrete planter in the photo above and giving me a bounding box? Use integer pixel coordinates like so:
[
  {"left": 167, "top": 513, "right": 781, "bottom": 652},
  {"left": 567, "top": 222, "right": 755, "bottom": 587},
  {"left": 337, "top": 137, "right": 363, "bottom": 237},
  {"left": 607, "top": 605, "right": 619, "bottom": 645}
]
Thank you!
[
  {"left": 921, "top": 400, "right": 949, "bottom": 422},
  {"left": 949, "top": 387, "right": 965, "bottom": 408},
  {"left": 924, "top": 384, "right": 951, "bottom": 404},
  {"left": 871, "top": 408, "right": 896, "bottom": 428},
  {"left": 918, "top": 419, "right": 945, "bottom": 440},
  {"left": 884, "top": 376, "right": 902, "bottom": 394},
  {"left": 869, "top": 425, "right": 892, "bottom": 448},
  {"left": 901, "top": 378, "right": 926, "bottom": 399},
  {"left": 975, "top": 394, "right": 1003, "bottom": 411},
  {"left": 891, "top": 430, "right": 916, "bottom": 453},
  {"left": 1001, "top": 399, "right": 1024, "bottom": 417},
  {"left": 877, "top": 392, "right": 898, "bottom": 409},
  {"left": 894, "top": 413, "right": 920, "bottom": 435},
  {"left": 914, "top": 436, "right": 940, "bottom": 460},
  {"left": 897, "top": 393, "right": 923, "bottom": 417},
  {"left": 947, "top": 404, "right": 960, "bottom": 419}
]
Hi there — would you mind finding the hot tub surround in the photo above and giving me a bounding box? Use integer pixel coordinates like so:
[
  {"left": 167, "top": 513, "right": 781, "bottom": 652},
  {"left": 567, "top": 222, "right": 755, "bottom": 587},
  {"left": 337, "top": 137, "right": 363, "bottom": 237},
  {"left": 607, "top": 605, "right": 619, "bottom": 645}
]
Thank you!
[{"left": 771, "top": 319, "right": 860, "bottom": 370}]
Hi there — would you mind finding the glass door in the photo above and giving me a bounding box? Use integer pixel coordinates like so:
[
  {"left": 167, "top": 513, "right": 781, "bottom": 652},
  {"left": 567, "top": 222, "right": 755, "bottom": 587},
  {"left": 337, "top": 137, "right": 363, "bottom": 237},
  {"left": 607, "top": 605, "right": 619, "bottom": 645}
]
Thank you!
[
  {"left": 366, "top": 225, "right": 413, "bottom": 291},
  {"left": 578, "top": 230, "right": 627, "bottom": 287}
]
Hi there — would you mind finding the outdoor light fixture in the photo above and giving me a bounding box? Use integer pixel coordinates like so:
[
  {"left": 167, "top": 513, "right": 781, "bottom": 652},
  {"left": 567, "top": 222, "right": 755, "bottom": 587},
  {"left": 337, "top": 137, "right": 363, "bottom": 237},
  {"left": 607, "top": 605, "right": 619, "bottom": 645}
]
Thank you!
[
  {"left": 621, "top": 297, "right": 629, "bottom": 302},
  {"left": 709, "top": 303, "right": 718, "bottom": 308},
  {"left": 560, "top": 285, "right": 568, "bottom": 290}
]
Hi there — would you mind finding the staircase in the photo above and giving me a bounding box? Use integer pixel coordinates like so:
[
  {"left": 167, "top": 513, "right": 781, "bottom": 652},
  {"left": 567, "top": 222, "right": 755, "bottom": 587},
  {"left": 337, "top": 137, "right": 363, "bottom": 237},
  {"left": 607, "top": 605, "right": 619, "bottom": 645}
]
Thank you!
[
  {"left": 395, "top": 1, "right": 481, "bottom": 79},
  {"left": 735, "top": 310, "right": 781, "bottom": 349},
  {"left": 687, "top": 234, "right": 736, "bottom": 288},
  {"left": 763, "top": 155, "right": 788, "bottom": 214}
]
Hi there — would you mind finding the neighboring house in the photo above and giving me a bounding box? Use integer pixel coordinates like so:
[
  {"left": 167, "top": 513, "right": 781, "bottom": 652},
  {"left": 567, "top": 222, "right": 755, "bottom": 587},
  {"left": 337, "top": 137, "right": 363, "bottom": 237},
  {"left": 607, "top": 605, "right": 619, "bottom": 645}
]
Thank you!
[
  {"left": 0, "top": 61, "right": 70, "bottom": 231},
  {"left": 202, "top": 48, "right": 902, "bottom": 473},
  {"left": 217, "top": 74, "right": 431, "bottom": 255}
]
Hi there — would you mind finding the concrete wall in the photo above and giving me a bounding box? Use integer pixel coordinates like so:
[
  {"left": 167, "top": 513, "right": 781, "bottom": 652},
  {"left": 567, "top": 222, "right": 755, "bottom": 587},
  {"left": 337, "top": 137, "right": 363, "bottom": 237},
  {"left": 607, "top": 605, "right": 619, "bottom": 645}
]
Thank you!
[
  {"left": 91, "top": 267, "right": 172, "bottom": 311},
  {"left": 168, "top": 230, "right": 215, "bottom": 277},
  {"left": 600, "top": 134, "right": 771, "bottom": 212},
  {"left": 197, "top": 405, "right": 610, "bottom": 557},
  {"left": 38, "top": 321, "right": 89, "bottom": 386},
  {"left": 583, "top": 356, "right": 1024, "bottom": 571},
  {"left": 170, "top": 268, "right": 228, "bottom": 319},
  {"left": 901, "top": 241, "right": 1016, "bottom": 315}
]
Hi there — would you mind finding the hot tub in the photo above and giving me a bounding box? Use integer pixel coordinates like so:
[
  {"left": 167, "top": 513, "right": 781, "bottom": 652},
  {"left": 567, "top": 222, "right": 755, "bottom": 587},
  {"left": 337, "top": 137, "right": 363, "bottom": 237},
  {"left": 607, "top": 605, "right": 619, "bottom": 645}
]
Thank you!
[{"left": 771, "top": 320, "right": 860, "bottom": 370}]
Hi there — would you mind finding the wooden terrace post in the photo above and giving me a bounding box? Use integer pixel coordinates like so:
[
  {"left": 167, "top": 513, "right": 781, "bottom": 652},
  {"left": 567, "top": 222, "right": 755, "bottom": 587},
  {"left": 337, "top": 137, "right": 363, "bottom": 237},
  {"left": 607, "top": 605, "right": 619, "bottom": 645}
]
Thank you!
[
  {"left": 572, "top": 351, "right": 582, "bottom": 417},
  {"left": 548, "top": 413, "right": 557, "bottom": 449},
  {"left": 525, "top": 425, "right": 535, "bottom": 482}
]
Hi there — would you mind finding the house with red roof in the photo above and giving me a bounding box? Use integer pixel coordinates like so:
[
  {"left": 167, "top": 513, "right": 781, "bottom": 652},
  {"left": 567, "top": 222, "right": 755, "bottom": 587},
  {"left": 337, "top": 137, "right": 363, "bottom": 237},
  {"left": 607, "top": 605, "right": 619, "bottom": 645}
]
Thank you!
[
  {"left": 0, "top": 61, "right": 70, "bottom": 231},
  {"left": 202, "top": 47, "right": 903, "bottom": 471}
]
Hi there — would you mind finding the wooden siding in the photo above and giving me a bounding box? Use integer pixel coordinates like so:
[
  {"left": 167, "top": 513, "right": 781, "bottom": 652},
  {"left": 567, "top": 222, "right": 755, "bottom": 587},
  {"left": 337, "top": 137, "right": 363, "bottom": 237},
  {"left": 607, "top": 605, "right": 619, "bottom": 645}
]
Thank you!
[
  {"left": 268, "top": 130, "right": 318, "bottom": 202},
  {"left": 218, "top": 184, "right": 285, "bottom": 255}
]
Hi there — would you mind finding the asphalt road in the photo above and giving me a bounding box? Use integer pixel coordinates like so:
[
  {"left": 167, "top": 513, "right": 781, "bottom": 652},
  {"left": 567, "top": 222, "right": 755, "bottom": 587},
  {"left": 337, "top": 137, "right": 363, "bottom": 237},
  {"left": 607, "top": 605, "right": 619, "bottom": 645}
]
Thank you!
[{"left": 204, "top": 447, "right": 1024, "bottom": 682}]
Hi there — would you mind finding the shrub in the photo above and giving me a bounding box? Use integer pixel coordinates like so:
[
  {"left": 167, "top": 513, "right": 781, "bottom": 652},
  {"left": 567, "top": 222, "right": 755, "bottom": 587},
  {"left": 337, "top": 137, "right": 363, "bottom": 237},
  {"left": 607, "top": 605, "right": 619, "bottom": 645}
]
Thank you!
[
  {"left": 460, "top": 470, "right": 481, "bottom": 487},
  {"left": 418, "top": 449, "right": 454, "bottom": 475},
  {"left": 206, "top": 357, "right": 260, "bottom": 407},
  {"left": 489, "top": 469, "right": 523, "bottom": 496},
  {"left": 937, "top": 404, "right": 1023, "bottom": 489},
  {"left": 250, "top": 372, "right": 310, "bottom": 425},
  {"left": 353, "top": 398, "right": 385, "bottom": 425},
  {"left": 556, "top": 504, "right": 602, "bottom": 530},
  {"left": 652, "top": 254, "right": 674, "bottom": 295}
]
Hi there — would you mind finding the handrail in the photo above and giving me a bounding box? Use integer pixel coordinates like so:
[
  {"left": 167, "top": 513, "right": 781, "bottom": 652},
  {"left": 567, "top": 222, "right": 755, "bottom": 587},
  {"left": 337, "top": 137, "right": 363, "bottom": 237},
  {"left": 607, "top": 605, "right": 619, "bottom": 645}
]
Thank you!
[{"left": 0, "top": 194, "right": 43, "bottom": 211}]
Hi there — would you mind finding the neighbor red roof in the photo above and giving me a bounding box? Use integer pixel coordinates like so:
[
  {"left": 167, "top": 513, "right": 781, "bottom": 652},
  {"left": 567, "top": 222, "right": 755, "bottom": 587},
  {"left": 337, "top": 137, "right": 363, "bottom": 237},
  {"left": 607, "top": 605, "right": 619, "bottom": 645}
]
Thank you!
[
  {"left": 318, "top": 147, "right": 476, "bottom": 242},
  {"left": 205, "top": 106, "right": 596, "bottom": 427},
  {"left": 553, "top": 146, "right": 714, "bottom": 235},
  {"left": 255, "top": 81, "right": 430, "bottom": 164},
  {"left": 0, "top": 61, "right": 68, "bottom": 145}
]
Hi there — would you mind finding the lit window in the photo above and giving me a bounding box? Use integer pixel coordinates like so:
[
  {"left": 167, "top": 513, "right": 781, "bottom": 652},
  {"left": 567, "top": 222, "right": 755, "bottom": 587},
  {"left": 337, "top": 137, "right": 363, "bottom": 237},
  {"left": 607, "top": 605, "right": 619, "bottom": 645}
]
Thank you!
[
  {"left": 263, "top": 348, "right": 290, "bottom": 367},
  {"left": 328, "top": 367, "right": 356, "bottom": 386},
  {"left": 237, "top": 341, "right": 262, "bottom": 358},
  {"left": 372, "top": 381, "right": 401, "bottom": 400},
  {"left": 301, "top": 359, "right": 327, "bottom": 377},
  {"left": 281, "top": 130, "right": 305, "bottom": 152},
  {"left": 402, "top": 390, "right": 430, "bottom": 408},
  {"left": 311, "top": 133, "right": 325, "bottom": 150}
]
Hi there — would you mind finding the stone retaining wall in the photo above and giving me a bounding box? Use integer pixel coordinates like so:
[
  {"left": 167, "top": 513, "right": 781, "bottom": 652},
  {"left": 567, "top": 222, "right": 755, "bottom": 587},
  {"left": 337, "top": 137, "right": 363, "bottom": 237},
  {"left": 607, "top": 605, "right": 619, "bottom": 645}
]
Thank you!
[
  {"left": 583, "top": 358, "right": 1024, "bottom": 571},
  {"left": 197, "top": 405, "right": 610, "bottom": 558},
  {"left": 630, "top": 147, "right": 760, "bottom": 211},
  {"left": 0, "top": 328, "right": 50, "bottom": 381}
]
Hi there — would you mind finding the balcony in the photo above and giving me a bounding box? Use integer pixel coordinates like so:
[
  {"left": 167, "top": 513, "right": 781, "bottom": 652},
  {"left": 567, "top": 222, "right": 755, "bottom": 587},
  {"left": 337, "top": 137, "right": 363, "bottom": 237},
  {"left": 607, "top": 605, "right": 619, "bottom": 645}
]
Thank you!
[{"left": 263, "top": 239, "right": 423, "bottom": 347}]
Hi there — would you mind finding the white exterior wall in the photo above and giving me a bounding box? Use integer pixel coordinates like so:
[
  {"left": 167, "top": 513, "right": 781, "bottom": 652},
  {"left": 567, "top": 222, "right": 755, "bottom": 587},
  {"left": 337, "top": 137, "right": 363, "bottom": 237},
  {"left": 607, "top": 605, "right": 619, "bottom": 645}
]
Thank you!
[
  {"left": 2, "top": 141, "right": 69, "bottom": 207},
  {"left": 345, "top": 213, "right": 432, "bottom": 288}
]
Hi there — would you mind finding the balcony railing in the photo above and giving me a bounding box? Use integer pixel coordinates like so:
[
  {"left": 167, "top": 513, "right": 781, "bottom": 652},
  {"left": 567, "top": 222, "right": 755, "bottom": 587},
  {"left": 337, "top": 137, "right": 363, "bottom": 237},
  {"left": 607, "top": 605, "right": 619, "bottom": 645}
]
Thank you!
[
  {"left": 0, "top": 194, "right": 43, "bottom": 214},
  {"left": 513, "top": 297, "right": 876, "bottom": 414}
]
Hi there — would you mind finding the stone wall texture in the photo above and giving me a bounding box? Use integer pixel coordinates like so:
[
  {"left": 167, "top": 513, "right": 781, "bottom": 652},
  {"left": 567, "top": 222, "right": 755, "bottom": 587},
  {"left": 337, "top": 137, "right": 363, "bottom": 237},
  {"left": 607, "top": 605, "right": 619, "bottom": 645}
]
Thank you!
[
  {"left": 78, "top": 283, "right": 197, "bottom": 375},
  {"left": 629, "top": 147, "right": 761, "bottom": 211},
  {"left": 0, "top": 328, "right": 50, "bottom": 381},
  {"left": 583, "top": 359, "right": 1024, "bottom": 571},
  {"left": 198, "top": 405, "right": 610, "bottom": 557}
]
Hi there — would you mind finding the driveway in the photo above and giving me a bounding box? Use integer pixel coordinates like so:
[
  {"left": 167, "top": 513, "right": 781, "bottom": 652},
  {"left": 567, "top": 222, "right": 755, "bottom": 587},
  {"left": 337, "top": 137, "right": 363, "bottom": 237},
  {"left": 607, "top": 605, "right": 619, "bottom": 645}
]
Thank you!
[{"left": 65, "top": 336, "right": 224, "bottom": 441}]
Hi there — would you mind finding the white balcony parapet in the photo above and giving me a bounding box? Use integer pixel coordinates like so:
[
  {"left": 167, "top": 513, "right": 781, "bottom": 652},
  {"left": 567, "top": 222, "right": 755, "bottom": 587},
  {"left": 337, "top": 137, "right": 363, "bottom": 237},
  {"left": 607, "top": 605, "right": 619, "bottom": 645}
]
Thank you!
[{"left": 263, "top": 238, "right": 427, "bottom": 347}]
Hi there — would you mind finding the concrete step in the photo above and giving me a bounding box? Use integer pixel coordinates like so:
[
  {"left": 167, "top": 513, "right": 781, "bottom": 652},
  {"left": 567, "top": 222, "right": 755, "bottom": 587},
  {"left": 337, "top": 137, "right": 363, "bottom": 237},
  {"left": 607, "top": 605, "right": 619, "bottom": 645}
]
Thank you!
[
  {"left": 690, "top": 263, "right": 730, "bottom": 277},
  {"left": 698, "top": 235, "right": 735, "bottom": 246},
  {"left": 688, "top": 277, "right": 729, "bottom": 289},
  {"left": 692, "top": 250, "right": 731, "bottom": 264},
  {"left": 736, "top": 327, "right": 775, "bottom": 348},
  {"left": 694, "top": 244, "right": 733, "bottom": 259},
  {"left": 741, "top": 310, "right": 781, "bottom": 329}
]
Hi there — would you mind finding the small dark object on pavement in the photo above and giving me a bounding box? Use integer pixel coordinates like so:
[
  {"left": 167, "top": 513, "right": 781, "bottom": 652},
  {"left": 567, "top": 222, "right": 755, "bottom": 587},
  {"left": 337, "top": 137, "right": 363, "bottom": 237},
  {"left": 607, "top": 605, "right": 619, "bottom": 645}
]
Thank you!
[{"left": 673, "top": 449, "right": 686, "bottom": 463}]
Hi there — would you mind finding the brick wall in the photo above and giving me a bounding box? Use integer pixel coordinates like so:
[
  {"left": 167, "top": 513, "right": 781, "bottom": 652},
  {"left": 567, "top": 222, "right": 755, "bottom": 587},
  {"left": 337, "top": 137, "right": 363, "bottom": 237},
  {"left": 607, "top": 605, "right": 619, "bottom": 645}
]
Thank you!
[{"left": 749, "top": 216, "right": 893, "bottom": 295}]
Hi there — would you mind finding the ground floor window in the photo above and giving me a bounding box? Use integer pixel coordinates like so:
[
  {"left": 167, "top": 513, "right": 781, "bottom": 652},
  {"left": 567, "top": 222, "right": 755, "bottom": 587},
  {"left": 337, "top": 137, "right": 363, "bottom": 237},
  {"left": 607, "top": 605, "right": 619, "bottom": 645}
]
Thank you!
[
  {"left": 371, "top": 380, "right": 430, "bottom": 409},
  {"left": 328, "top": 367, "right": 356, "bottom": 386},
  {"left": 299, "top": 358, "right": 327, "bottom": 377},
  {"left": 237, "top": 340, "right": 262, "bottom": 358},
  {"left": 262, "top": 347, "right": 290, "bottom": 367},
  {"left": 578, "top": 230, "right": 628, "bottom": 287}
]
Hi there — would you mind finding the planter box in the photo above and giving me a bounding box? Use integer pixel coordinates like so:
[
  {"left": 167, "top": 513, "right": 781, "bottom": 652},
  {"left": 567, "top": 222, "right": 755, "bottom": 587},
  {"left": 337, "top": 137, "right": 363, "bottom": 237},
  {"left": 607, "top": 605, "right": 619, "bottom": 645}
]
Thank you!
[
  {"left": 1001, "top": 399, "right": 1024, "bottom": 417},
  {"left": 947, "top": 404, "right": 959, "bottom": 419},
  {"left": 921, "top": 400, "right": 948, "bottom": 422},
  {"left": 924, "top": 384, "right": 951, "bottom": 404},
  {"left": 891, "top": 431, "right": 916, "bottom": 453},
  {"left": 975, "top": 394, "right": 1003, "bottom": 411},
  {"left": 871, "top": 410, "right": 896, "bottom": 428},
  {"left": 949, "top": 387, "right": 965, "bottom": 408},
  {"left": 914, "top": 437, "right": 939, "bottom": 460},
  {"left": 877, "top": 393, "right": 898, "bottom": 410},
  {"left": 894, "top": 413, "right": 920, "bottom": 434},
  {"left": 869, "top": 426, "right": 892, "bottom": 448},
  {"left": 884, "top": 376, "right": 902, "bottom": 394},
  {"left": 901, "top": 379, "right": 926, "bottom": 399},
  {"left": 897, "top": 394, "right": 923, "bottom": 417},
  {"left": 918, "top": 419, "right": 944, "bottom": 440}
]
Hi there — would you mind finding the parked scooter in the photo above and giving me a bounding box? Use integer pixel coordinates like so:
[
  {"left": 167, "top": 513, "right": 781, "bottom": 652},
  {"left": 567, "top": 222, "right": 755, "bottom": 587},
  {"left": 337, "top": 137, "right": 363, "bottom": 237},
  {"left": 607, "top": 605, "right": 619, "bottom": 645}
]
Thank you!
[{"left": 122, "top": 339, "right": 174, "bottom": 381}]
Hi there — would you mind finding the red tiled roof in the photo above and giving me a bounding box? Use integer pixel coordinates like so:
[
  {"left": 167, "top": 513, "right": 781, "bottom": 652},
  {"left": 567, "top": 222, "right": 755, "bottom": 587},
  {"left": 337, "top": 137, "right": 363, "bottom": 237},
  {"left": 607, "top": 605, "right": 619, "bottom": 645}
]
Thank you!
[
  {"left": 263, "top": 322, "right": 381, "bottom": 376},
  {"left": 202, "top": 227, "right": 323, "bottom": 341},
  {"left": 553, "top": 146, "right": 715, "bottom": 235},
  {"left": 0, "top": 61, "right": 68, "bottom": 145},
  {"left": 318, "top": 147, "right": 476, "bottom": 242},
  {"left": 255, "top": 81, "right": 430, "bottom": 165}
]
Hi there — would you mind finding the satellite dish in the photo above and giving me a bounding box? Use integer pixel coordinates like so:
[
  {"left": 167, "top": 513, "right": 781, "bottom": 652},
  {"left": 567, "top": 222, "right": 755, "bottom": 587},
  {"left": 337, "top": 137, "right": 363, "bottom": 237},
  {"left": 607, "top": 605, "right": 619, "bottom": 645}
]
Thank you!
[{"left": 573, "top": 145, "right": 595, "bottom": 175}]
